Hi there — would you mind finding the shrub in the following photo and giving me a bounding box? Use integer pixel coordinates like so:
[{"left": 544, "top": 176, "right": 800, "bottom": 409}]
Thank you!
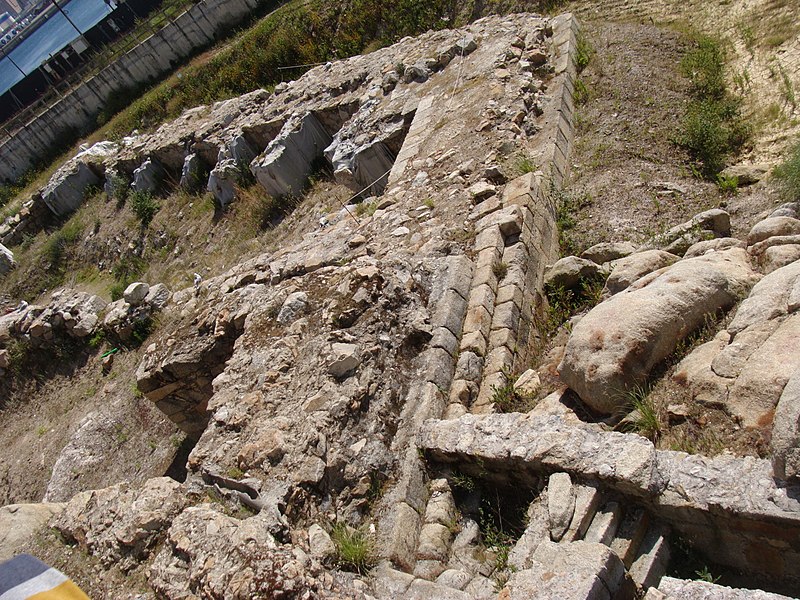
[
  {"left": 774, "top": 141, "right": 800, "bottom": 200},
  {"left": 678, "top": 35, "right": 749, "bottom": 178},
  {"left": 129, "top": 191, "right": 160, "bottom": 227},
  {"left": 330, "top": 523, "right": 376, "bottom": 574}
]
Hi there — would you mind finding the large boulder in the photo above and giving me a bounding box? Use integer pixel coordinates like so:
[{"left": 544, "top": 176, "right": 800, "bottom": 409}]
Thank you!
[
  {"left": 673, "top": 259, "right": 800, "bottom": 427},
  {"left": 544, "top": 256, "right": 605, "bottom": 291},
  {"left": 559, "top": 248, "right": 758, "bottom": 414},
  {"left": 603, "top": 250, "right": 679, "bottom": 295}
]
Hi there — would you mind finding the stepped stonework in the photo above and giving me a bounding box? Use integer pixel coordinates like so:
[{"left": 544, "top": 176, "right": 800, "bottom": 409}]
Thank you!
[{"left": 1, "top": 11, "right": 800, "bottom": 600}]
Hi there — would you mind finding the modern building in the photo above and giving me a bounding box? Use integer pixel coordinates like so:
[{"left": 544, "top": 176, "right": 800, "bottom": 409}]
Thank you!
[{"left": 0, "top": 12, "right": 15, "bottom": 33}]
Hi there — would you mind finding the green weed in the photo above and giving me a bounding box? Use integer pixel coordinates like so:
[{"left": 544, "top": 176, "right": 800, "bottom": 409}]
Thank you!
[
  {"left": 129, "top": 191, "right": 160, "bottom": 227},
  {"left": 490, "top": 370, "right": 536, "bottom": 413},
  {"left": 575, "top": 32, "right": 593, "bottom": 73},
  {"left": 774, "top": 140, "right": 800, "bottom": 200},
  {"left": 678, "top": 35, "right": 749, "bottom": 178},
  {"left": 621, "top": 384, "right": 662, "bottom": 442},
  {"left": 716, "top": 173, "right": 738, "bottom": 195},
  {"left": 330, "top": 523, "right": 376, "bottom": 575}
]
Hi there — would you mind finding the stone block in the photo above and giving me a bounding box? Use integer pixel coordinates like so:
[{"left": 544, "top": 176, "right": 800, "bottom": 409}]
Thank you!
[{"left": 459, "top": 330, "right": 487, "bottom": 357}]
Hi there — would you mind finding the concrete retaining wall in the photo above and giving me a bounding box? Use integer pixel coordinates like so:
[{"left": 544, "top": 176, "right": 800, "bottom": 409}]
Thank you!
[{"left": 0, "top": 0, "right": 274, "bottom": 183}]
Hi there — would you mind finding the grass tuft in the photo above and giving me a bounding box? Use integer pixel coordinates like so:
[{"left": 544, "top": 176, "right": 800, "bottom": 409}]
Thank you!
[{"left": 330, "top": 523, "right": 376, "bottom": 575}]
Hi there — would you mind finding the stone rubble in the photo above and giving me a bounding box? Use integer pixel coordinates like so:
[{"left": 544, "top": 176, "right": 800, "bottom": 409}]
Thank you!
[{"left": 0, "top": 10, "right": 798, "bottom": 600}]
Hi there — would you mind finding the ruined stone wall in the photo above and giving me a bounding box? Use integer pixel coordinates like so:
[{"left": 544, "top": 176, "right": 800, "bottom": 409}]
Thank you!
[{"left": 0, "top": 0, "right": 271, "bottom": 183}]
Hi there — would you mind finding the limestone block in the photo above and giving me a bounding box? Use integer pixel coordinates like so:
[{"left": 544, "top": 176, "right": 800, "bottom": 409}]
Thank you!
[
  {"left": 251, "top": 113, "right": 333, "bottom": 198},
  {"left": 327, "top": 343, "right": 361, "bottom": 378},
  {"left": 0, "top": 242, "right": 15, "bottom": 275},
  {"left": 132, "top": 158, "right": 165, "bottom": 194},
  {"left": 207, "top": 158, "right": 240, "bottom": 208},
  {"left": 42, "top": 160, "right": 101, "bottom": 217},
  {"left": 124, "top": 282, "right": 150, "bottom": 306},
  {"left": 308, "top": 523, "right": 335, "bottom": 558},
  {"left": 180, "top": 153, "right": 205, "bottom": 191},
  {"left": 417, "top": 523, "right": 452, "bottom": 561}
]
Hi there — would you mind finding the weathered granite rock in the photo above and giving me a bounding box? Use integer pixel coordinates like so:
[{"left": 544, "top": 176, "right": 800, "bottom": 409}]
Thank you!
[
  {"left": 683, "top": 237, "right": 745, "bottom": 259},
  {"left": 580, "top": 241, "right": 636, "bottom": 264},
  {"left": 748, "top": 217, "right": 800, "bottom": 246},
  {"left": 718, "top": 163, "right": 768, "bottom": 185},
  {"left": 672, "top": 259, "right": 800, "bottom": 426},
  {"left": 544, "top": 256, "right": 604, "bottom": 290},
  {"left": 604, "top": 249, "right": 679, "bottom": 295},
  {"left": 560, "top": 248, "right": 758, "bottom": 413},
  {"left": 0, "top": 502, "right": 65, "bottom": 560},
  {"left": 642, "top": 209, "right": 731, "bottom": 254},
  {"left": 762, "top": 244, "right": 800, "bottom": 273}
]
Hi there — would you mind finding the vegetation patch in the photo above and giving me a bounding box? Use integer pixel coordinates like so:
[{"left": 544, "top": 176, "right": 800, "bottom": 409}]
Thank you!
[
  {"left": 330, "top": 522, "right": 376, "bottom": 574},
  {"left": 774, "top": 140, "right": 800, "bottom": 200},
  {"left": 677, "top": 35, "right": 749, "bottom": 178}
]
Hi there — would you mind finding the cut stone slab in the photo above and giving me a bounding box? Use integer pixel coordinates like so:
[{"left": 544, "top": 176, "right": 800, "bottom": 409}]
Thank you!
[
  {"left": 655, "top": 577, "right": 794, "bottom": 599},
  {"left": 547, "top": 472, "right": 575, "bottom": 542},
  {"left": 583, "top": 501, "right": 622, "bottom": 545},
  {"left": 500, "top": 541, "right": 630, "bottom": 600},
  {"left": 771, "top": 372, "right": 800, "bottom": 481},
  {"left": 628, "top": 525, "right": 670, "bottom": 589}
]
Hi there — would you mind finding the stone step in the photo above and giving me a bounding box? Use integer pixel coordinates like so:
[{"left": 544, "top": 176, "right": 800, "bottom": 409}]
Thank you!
[
  {"left": 629, "top": 524, "right": 671, "bottom": 590},
  {"left": 609, "top": 506, "right": 650, "bottom": 568},
  {"left": 562, "top": 481, "right": 603, "bottom": 542},
  {"left": 583, "top": 501, "right": 623, "bottom": 546}
]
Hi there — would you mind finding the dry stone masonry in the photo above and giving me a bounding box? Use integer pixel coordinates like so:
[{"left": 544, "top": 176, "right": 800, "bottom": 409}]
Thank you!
[{"left": 1, "top": 11, "right": 800, "bottom": 600}]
